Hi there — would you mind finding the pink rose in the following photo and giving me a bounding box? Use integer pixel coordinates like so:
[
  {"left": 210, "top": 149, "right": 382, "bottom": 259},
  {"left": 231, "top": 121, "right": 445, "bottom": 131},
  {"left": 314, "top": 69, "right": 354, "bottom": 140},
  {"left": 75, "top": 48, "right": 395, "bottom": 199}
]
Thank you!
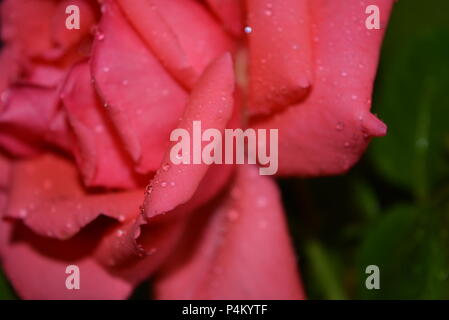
[{"left": 0, "top": 0, "right": 393, "bottom": 299}]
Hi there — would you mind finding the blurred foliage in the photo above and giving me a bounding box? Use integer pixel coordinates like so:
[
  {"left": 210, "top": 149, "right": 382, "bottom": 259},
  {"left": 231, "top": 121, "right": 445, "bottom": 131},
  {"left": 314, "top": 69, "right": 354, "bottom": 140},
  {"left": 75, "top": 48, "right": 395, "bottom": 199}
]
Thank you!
[
  {"left": 286, "top": 0, "right": 449, "bottom": 300},
  {"left": 0, "top": 269, "right": 16, "bottom": 300}
]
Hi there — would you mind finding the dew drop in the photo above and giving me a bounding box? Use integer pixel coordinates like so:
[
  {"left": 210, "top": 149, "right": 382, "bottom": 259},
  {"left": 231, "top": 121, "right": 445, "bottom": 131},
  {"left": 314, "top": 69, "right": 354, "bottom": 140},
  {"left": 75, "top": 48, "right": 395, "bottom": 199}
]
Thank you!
[
  {"left": 1, "top": 90, "right": 10, "bottom": 103},
  {"left": 258, "top": 220, "right": 268, "bottom": 229},
  {"left": 336, "top": 121, "right": 345, "bottom": 131},
  {"left": 162, "top": 162, "right": 170, "bottom": 172},
  {"left": 227, "top": 209, "right": 239, "bottom": 221},
  {"left": 257, "top": 197, "right": 268, "bottom": 207},
  {"left": 19, "top": 208, "right": 28, "bottom": 218},
  {"left": 244, "top": 26, "right": 253, "bottom": 34},
  {"left": 160, "top": 181, "right": 168, "bottom": 188},
  {"left": 95, "top": 125, "right": 104, "bottom": 133},
  {"left": 145, "top": 184, "right": 153, "bottom": 195}
]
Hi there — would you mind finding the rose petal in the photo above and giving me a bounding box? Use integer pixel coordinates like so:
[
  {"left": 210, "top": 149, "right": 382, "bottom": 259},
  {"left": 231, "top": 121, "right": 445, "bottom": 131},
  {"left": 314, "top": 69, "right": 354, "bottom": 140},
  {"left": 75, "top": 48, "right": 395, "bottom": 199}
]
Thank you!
[
  {"left": 154, "top": 165, "right": 305, "bottom": 300},
  {"left": 151, "top": 0, "right": 235, "bottom": 81},
  {"left": 0, "top": 218, "right": 133, "bottom": 299},
  {"left": 205, "top": 0, "right": 244, "bottom": 37},
  {"left": 116, "top": 0, "right": 234, "bottom": 88},
  {"left": 250, "top": 0, "right": 393, "bottom": 176},
  {"left": 0, "top": 153, "right": 11, "bottom": 216},
  {"left": 0, "top": 153, "right": 185, "bottom": 299},
  {"left": 62, "top": 61, "right": 142, "bottom": 189},
  {"left": 1, "top": 0, "right": 55, "bottom": 57},
  {"left": 246, "top": 0, "right": 313, "bottom": 115},
  {"left": 93, "top": 214, "right": 186, "bottom": 282},
  {"left": 44, "top": 108, "right": 75, "bottom": 153},
  {"left": 0, "top": 46, "right": 21, "bottom": 103},
  {"left": 5, "top": 154, "right": 143, "bottom": 240},
  {"left": 0, "top": 84, "right": 60, "bottom": 156},
  {"left": 143, "top": 53, "right": 235, "bottom": 218},
  {"left": 50, "top": 0, "right": 97, "bottom": 54},
  {"left": 25, "top": 64, "right": 67, "bottom": 87},
  {"left": 91, "top": 2, "right": 188, "bottom": 173}
]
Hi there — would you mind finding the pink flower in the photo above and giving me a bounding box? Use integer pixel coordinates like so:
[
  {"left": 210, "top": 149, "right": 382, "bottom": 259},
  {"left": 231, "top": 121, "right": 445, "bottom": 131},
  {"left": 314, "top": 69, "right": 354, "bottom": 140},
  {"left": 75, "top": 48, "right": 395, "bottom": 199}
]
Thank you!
[{"left": 0, "top": 0, "right": 394, "bottom": 299}]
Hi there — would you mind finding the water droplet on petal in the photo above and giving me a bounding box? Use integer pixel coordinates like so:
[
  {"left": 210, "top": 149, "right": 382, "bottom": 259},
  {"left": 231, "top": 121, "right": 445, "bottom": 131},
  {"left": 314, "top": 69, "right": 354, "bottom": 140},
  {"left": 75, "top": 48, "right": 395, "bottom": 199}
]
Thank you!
[
  {"left": 19, "top": 208, "right": 28, "bottom": 218},
  {"left": 162, "top": 163, "right": 170, "bottom": 172},
  {"left": 95, "top": 125, "right": 104, "bottom": 133},
  {"left": 336, "top": 121, "right": 345, "bottom": 131},
  {"left": 244, "top": 26, "right": 253, "bottom": 34},
  {"left": 257, "top": 197, "right": 268, "bottom": 207},
  {"left": 1, "top": 90, "right": 10, "bottom": 103},
  {"left": 227, "top": 209, "right": 239, "bottom": 221},
  {"left": 145, "top": 184, "right": 153, "bottom": 196}
]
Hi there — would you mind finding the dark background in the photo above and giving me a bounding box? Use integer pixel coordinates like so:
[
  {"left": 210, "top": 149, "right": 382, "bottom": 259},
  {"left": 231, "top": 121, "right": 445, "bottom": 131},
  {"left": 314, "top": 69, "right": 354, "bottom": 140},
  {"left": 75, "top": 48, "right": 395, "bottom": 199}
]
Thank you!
[{"left": 1, "top": 0, "right": 449, "bottom": 299}]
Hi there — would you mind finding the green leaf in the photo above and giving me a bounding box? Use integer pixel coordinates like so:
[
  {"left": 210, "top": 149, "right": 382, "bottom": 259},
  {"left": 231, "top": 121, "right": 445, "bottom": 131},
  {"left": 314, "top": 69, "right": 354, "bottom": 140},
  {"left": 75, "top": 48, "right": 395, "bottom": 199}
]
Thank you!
[
  {"left": 357, "top": 204, "right": 449, "bottom": 299},
  {"left": 370, "top": 0, "right": 449, "bottom": 200},
  {"left": 304, "top": 240, "right": 348, "bottom": 300},
  {"left": 0, "top": 269, "right": 17, "bottom": 300}
]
